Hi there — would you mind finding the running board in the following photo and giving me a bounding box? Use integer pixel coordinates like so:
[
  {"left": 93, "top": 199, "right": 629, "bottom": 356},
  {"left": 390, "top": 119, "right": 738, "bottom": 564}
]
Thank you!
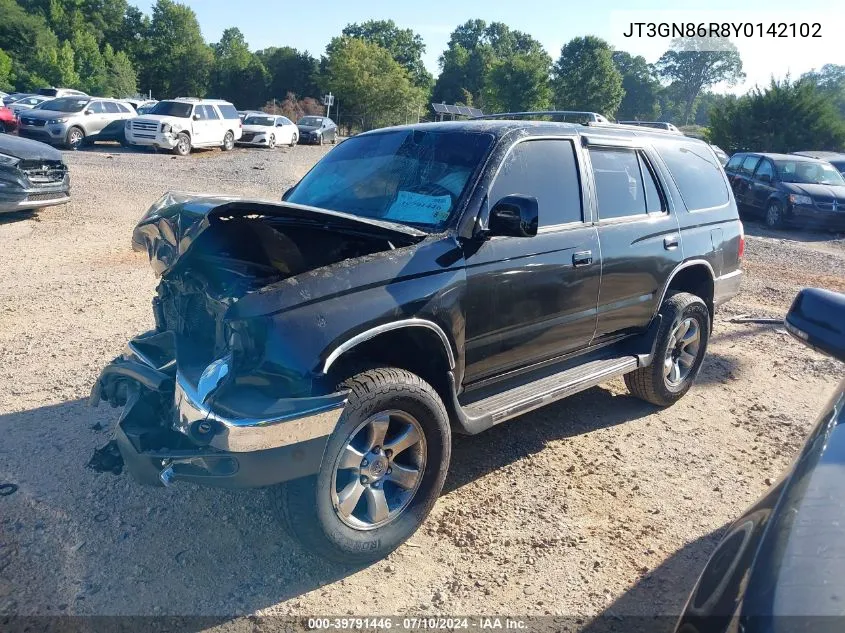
[{"left": 459, "top": 356, "right": 639, "bottom": 430}]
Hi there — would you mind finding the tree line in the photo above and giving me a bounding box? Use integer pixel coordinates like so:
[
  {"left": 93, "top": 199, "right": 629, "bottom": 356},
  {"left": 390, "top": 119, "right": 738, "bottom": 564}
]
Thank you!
[{"left": 1, "top": 0, "right": 843, "bottom": 151}]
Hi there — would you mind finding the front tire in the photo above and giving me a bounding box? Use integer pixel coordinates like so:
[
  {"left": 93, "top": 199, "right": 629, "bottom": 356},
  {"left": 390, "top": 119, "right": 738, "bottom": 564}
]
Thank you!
[
  {"left": 290, "top": 133, "right": 298, "bottom": 147},
  {"left": 222, "top": 131, "right": 235, "bottom": 151},
  {"left": 273, "top": 367, "right": 451, "bottom": 564},
  {"left": 625, "top": 292, "right": 710, "bottom": 407},
  {"left": 765, "top": 200, "right": 784, "bottom": 229},
  {"left": 172, "top": 132, "right": 191, "bottom": 156},
  {"left": 65, "top": 126, "right": 84, "bottom": 150},
  {"left": 268, "top": 134, "right": 276, "bottom": 149}
]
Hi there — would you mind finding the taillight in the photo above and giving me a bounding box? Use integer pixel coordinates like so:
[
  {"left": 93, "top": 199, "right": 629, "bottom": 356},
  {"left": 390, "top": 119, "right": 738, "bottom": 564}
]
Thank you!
[{"left": 738, "top": 222, "right": 745, "bottom": 260}]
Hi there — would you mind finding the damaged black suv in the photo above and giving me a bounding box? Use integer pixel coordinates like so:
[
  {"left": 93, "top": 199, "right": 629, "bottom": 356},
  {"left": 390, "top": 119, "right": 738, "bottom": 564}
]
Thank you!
[{"left": 92, "top": 119, "right": 743, "bottom": 563}]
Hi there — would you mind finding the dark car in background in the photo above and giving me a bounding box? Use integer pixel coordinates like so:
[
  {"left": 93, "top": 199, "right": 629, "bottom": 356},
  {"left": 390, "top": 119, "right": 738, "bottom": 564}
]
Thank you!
[
  {"left": 725, "top": 152, "right": 845, "bottom": 230},
  {"left": 0, "top": 133, "right": 70, "bottom": 213},
  {"left": 296, "top": 115, "right": 338, "bottom": 145},
  {"left": 793, "top": 151, "right": 845, "bottom": 177},
  {"left": 675, "top": 287, "right": 845, "bottom": 633}
]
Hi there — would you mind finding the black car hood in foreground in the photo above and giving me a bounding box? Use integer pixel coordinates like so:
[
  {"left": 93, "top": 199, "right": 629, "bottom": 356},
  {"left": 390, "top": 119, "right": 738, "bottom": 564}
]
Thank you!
[
  {"left": 0, "top": 132, "right": 63, "bottom": 161},
  {"left": 132, "top": 191, "right": 427, "bottom": 277},
  {"left": 676, "top": 378, "right": 845, "bottom": 633}
]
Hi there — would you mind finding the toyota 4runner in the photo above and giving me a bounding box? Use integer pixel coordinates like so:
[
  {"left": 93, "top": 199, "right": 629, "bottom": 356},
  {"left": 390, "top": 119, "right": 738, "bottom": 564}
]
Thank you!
[
  {"left": 125, "top": 98, "right": 242, "bottom": 156},
  {"left": 92, "top": 117, "right": 743, "bottom": 563}
]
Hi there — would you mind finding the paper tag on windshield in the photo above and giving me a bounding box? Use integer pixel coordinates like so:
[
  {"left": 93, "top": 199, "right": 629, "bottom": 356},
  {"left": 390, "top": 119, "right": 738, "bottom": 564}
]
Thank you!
[{"left": 384, "top": 191, "right": 452, "bottom": 224}]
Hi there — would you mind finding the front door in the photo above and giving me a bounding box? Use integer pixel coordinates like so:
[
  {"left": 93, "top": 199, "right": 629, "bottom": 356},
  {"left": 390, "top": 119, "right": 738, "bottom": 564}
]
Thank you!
[{"left": 463, "top": 137, "right": 601, "bottom": 384}]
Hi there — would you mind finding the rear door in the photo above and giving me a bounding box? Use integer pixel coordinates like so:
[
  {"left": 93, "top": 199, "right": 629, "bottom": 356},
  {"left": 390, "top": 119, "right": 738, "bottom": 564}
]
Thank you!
[
  {"left": 586, "top": 141, "right": 683, "bottom": 343},
  {"left": 731, "top": 155, "right": 762, "bottom": 209},
  {"left": 463, "top": 137, "right": 601, "bottom": 383}
]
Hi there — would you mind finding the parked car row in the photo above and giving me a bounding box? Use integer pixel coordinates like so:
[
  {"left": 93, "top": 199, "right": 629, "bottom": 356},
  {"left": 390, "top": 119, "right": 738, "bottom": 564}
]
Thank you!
[{"left": 725, "top": 152, "right": 845, "bottom": 231}]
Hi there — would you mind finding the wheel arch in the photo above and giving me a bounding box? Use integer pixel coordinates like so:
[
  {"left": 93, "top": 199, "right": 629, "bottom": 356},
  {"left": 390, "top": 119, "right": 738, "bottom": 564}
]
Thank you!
[
  {"left": 322, "top": 320, "right": 456, "bottom": 406},
  {"left": 658, "top": 259, "right": 716, "bottom": 322}
]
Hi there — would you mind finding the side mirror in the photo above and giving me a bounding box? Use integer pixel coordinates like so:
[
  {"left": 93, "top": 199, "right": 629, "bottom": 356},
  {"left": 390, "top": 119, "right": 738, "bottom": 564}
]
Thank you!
[
  {"left": 758, "top": 173, "right": 772, "bottom": 183},
  {"left": 193, "top": 113, "right": 200, "bottom": 120},
  {"left": 486, "top": 195, "right": 538, "bottom": 238},
  {"left": 785, "top": 288, "right": 845, "bottom": 362},
  {"left": 84, "top": 109, "right": 93, "bottom": 115}
]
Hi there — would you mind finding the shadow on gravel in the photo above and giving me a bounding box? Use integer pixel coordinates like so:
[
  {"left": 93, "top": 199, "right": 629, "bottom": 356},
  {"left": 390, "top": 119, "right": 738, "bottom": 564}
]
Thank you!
[
  {"left": 445, "top": 386, "right": 657, "bottom": 494},
  {"left": 0, "top": 385, "right": 707, "bottom": 622},
  {"left": 0, "top": 209, "right": 38, "bottom": 224},
  {"left": 578, "top": 524, "right": 728, "bottom": 633}
]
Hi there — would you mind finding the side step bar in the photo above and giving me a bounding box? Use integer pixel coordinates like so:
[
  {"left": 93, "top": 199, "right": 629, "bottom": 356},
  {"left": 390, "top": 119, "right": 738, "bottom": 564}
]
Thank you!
[{"left": 451, "top": 356, "right": 640, "bottom": 434}]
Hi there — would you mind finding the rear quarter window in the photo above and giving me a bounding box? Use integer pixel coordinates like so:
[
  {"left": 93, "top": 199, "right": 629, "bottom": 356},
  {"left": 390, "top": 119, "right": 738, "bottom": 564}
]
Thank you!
[
  {"left": 217, "top": 104, "right": 239, "bottom": 119},
  {"left": 656, "top": 141, "right": 730, "bottom": 211}
]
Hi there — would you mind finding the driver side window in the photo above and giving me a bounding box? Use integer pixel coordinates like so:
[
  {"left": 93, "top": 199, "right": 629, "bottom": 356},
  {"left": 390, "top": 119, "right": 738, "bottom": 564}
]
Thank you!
[{"left": 490, "top": 139, "right": 583, "bottom": 228}]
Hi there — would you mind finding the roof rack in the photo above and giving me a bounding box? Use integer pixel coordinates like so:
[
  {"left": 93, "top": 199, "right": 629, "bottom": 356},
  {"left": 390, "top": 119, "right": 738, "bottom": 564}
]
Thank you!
[{"left": 471, "top": 110, "right": 611, "bottom": 124}]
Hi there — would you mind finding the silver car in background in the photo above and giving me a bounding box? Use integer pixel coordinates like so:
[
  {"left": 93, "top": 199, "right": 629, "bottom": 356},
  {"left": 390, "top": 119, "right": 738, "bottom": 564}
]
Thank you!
[{"left": 17, "top": 97, "right": 135, "bottom": 149}]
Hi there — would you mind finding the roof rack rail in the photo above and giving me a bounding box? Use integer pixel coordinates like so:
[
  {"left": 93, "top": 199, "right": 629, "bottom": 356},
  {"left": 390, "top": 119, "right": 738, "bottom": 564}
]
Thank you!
[{"left": 471, "top": 110, "right": 611, "bottom": 124}]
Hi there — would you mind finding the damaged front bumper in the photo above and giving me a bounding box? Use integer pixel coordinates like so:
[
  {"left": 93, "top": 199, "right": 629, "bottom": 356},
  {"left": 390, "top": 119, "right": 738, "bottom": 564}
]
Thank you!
[{"left": 90, "top": 331, "right": 347, "bottom": 489}]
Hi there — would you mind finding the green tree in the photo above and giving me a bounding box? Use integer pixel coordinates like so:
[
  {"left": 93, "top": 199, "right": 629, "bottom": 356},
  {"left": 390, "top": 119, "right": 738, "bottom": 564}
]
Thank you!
[
  {"left": 102, "top": 44, "right": 136, "bottom": 95},
  {"left": 0, "top": 48, "right": 13, "bottom": 92},
  {"left": 322, "top": 36, "right": 425, "bottom": 130},
  {"left": 800, "top": 64, "right": 845, "bottom": 118},
  {"left": 433, "top": 20, "right": 545, "bottom": 109},
  {"left": 72, "top": 28, "right": 107, "bottom": 94},
  {"left": 342, "top": 20, "right": 433, "bottom": 90},
  {"left": 482, "top": 49, "right": 551, "bottom": 112},
  {"left": 709, "top": 78, "right": 845, "bottom": 154},
  {"left": 552, "top": 36, "right": 623, "bottom": 117},
  {"left": 257, "top": 46, "right": 320, "bottom": 101},
  {"left": 612, "top": 51, "right": 659, "bottom": 120},
  {"left": 654, "top": 38, "right": 744, "bottom": 125},
  {"left": 210, "top": 27, "right": 268, "bottom": 107},
  {"left": 140, "top": 0, "right": 212, "bottom": 98}
]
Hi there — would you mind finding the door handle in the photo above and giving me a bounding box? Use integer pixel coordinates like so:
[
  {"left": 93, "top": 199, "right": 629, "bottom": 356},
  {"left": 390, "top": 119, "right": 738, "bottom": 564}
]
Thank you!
[
  {"left": 572, "top": 251, "right": 593, "bottom": 267},
  {"left": 664, "top": 235, "right": 680, "bottom": 250}
]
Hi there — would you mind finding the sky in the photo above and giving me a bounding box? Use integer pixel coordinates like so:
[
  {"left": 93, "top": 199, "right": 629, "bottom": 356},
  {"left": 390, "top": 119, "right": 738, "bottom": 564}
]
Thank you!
[{"left": 131, "top": 0, "right": 844, "bottom": 95}]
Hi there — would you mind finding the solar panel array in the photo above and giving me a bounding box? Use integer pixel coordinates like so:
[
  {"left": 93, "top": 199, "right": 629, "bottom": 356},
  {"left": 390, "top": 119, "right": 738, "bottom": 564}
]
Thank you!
[{"left": 431, "top": 103, "right": 483, "bottom": 117}]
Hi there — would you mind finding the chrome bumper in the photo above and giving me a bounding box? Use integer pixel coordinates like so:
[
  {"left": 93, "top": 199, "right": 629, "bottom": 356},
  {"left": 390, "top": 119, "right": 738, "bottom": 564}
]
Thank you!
[{"left": 173, "top": 372, "right": 346, "bottom": 452}]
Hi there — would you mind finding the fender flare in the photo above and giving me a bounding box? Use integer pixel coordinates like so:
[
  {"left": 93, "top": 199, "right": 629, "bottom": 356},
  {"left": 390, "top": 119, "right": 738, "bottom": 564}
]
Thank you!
[
  {"left": 321, "top": 319, "right": 456, "bottom": 375},
  {"left": 653, "top": 258, "right": 716, "bottom": 316}
]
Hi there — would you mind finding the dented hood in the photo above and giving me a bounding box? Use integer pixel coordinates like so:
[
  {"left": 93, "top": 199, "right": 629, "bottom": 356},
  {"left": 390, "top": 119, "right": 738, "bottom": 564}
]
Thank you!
[{"left": 132, "top": 191, "right": 427, "bottom": 276}]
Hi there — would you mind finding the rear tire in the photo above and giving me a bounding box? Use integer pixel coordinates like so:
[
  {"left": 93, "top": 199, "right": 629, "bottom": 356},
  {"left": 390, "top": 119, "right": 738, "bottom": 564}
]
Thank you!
[
  {"left": 222, "top": 131, "right": 235, "bottom": 151},
  {"left": 625, "top": 292, "right": 710, "bottom": 407},
  {"left": 272, "top": 367, "right": 451, "bottom": 564}
]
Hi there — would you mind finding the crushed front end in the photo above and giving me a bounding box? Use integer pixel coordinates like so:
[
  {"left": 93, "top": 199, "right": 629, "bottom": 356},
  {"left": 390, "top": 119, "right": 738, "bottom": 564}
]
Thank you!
[{"left": 89, "top": 192, "right": 425, "bottom": 488}]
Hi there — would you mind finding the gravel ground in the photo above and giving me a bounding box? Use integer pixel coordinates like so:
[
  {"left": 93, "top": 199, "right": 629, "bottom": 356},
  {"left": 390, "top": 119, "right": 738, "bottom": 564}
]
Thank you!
[{"left": 1, "top": 144, "right": 844, "bottom": 629}]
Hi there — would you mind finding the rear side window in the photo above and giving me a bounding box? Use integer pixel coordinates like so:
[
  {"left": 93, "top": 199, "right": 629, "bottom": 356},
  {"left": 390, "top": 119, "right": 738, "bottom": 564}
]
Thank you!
[
  {"left": 655, "top": 141, "right": 730, "bottom": 211},
  {"left": 103, "top": 101, "right": 121, "bottom": 114},
  {"left": 490, "top": 139, "right": 583, "bottom": 228},
  {"left": 725, "top": 155, "right": 743, "bottom": 172},
  {"left": 590, "top": 147, "right": 664, "bottom": 219},
  {"left": 217, "top": 104, "right": 239, "bottom": 119}
]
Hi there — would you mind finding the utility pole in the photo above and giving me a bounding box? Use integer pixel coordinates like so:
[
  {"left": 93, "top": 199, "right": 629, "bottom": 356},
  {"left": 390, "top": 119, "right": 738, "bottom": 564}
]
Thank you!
[{"left": 324, "top": 92, "right": 334, "bottom": 119}]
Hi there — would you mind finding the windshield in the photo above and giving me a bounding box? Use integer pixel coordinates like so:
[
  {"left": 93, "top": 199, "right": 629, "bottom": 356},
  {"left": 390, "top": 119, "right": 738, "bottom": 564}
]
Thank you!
[
  {"left": 776, "top": 160, "right": 845, "bottom": 185},
  {"left": 40, "top": 97, "right": 89, "bottom": 113},
  {"left": 299, "top": 117, "right": 324, "bottom": 127},
  {"left": 149, "top": 101, "right": 193, "bottom": 118},
  {"left": 244, "top": 115, "right": 275, "bottom": 126},
  {"left": 286, "top": 129, "right": 494, "bottom": 230}
]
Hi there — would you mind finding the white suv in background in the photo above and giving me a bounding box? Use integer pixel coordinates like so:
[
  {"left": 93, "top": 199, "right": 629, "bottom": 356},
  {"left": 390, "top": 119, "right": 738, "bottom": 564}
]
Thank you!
[{"left": 124, "top": 98, "right": 242, "bottom": 156}]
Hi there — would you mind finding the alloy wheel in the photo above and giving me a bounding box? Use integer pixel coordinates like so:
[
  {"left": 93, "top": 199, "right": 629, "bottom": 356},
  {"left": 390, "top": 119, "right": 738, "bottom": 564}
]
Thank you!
[
  {"left": 664, "top": 317, "right": 701, "bottom": 386},
  {"left": 68, "top": 129, "right": 83, "bottom": 149},
  {"left": 268, "top": 134, "right": 276, "bottom": 149},
  {"left": 331, "top": 410, "right": 426, "bottom": 530}
]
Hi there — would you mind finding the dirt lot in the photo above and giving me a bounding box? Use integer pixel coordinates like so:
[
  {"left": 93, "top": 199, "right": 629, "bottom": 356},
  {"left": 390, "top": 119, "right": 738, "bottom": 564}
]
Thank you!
[{"left": 1, "top": 145, "right": 844, "bottom": 628}]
